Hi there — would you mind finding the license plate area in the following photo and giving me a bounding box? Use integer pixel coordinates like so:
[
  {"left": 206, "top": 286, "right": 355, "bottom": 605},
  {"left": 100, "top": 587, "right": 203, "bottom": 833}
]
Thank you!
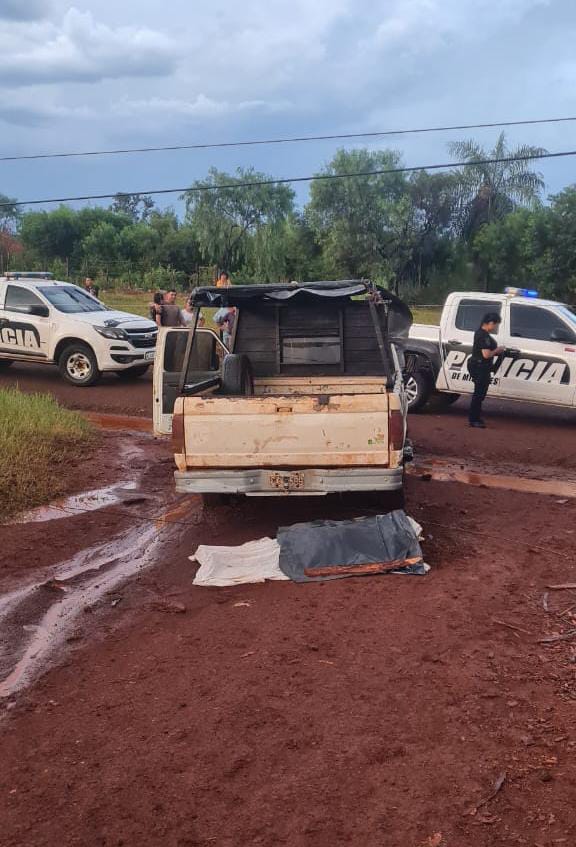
[
  {"left": 268, "top": 471, "right": 305, "bottom": 491},
  {"left": 145, "top": 351, "right": 155, "bottom": 360}
]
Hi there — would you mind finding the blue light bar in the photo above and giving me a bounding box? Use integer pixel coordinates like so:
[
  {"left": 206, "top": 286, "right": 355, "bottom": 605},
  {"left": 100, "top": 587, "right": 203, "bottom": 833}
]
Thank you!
[{"left": 505, "top": 286, "right": 539, "bottom": 298}]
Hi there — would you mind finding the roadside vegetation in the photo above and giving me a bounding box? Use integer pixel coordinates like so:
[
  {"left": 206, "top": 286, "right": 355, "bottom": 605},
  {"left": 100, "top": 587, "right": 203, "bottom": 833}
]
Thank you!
[
  {"left": 2, "top": 132, "right": 574, "bottom": 305},
  {"left": 100, "top": 290, "right": 441, "bottom": 326},
  {"left": 0, "top": 388, "right": 93, "bottom": 520}
]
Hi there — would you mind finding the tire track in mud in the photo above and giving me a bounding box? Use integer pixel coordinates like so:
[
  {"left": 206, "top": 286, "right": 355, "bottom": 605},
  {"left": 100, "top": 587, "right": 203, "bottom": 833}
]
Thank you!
[
  {"left": 0, "top": 499, "right": 195, "bottom": 700},
  {"left": 0, "top": 429, "right": 197, "bottom": 701}
]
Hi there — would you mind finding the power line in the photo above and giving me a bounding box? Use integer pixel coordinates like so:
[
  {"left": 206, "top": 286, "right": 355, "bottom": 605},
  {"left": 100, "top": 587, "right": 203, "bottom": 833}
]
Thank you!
[
  {"left": 1, "top": 115, "right": 575, "bottom": 164},
  {"left": 0, "top": 148, "right": 573, "bottom": 210}
]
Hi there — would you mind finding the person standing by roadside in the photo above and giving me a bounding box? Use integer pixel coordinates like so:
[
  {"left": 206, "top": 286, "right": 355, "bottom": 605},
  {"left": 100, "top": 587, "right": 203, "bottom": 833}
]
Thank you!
[
  {"left": 214, "top": 305, "right": 236, "bottom": 347},
  {"left": 468, "top": 312, "right": 505, "bottom": 428},
  {"left": 180, "top": 298, "right": 203, "bottom": 327},
  {"left": 216, "top": 270, "right": 231, "bottom": 288},
  {"left": 150, "top": 291, "right": 164, "bottom": 327},
  {"left": 160, "top": 289, "right": 185, "bottom": 327},
  {"left": 85, "top": 277, "right": 100, "bottom": 297}
]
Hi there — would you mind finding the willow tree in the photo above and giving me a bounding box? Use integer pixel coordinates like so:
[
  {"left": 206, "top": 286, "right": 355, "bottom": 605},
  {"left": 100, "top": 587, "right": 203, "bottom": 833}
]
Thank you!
[{"left": 184, "top": 167, "right": 295, "bottom": 274}]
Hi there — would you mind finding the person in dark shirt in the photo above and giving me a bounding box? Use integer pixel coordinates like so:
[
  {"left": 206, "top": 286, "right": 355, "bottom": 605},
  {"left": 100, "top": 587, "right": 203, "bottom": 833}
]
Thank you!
[
  {"left": 161, "top": 289, "right": 185, "bottom": 327},
  {"left": 149, "top": 291, "right": 164, "bottom": 327},
  {"left": 467, "top": 312, "right": 505, "bottom": 428}
]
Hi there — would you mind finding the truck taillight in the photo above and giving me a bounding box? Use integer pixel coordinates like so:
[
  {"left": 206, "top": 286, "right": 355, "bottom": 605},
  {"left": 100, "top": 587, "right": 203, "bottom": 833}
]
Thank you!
[
  {"left": 389, "top": 409, "right": 404, "bottom": 451},
  {"left": 171, "top": 412, "right": 185, "bottom": 454}
]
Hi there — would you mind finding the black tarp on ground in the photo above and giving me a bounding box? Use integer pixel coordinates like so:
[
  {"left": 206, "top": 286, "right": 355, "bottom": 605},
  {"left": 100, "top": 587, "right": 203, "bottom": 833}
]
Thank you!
[{"left": 277, "top": 510, "right": 428, "bottom": 583}]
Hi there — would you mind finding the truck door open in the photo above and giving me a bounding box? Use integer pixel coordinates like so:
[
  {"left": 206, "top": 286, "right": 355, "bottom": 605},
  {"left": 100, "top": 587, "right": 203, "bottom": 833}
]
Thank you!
[
  {"left": 153, "top": 327, "right": 229, "bottom": 435},
  {"left": 153, "top": 328, "right": 190, "bottom": 435}
]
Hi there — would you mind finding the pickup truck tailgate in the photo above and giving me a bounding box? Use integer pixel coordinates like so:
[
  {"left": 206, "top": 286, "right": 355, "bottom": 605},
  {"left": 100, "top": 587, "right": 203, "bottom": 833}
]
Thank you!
[{"left": 176, "top": 393, "right": 392, "bottom": 469}]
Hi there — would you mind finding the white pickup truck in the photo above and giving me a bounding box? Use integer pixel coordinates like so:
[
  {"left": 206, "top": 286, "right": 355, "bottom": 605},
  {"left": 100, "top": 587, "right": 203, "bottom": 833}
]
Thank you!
[
  {"left": 402, "top": 288, "right": 576, "bottom": 411},
  {"left": 154, "top": 280, "right": 413, "bottom": 501},
  {"left": 0, "top": 272, "right": 158, "bottom": 385}
]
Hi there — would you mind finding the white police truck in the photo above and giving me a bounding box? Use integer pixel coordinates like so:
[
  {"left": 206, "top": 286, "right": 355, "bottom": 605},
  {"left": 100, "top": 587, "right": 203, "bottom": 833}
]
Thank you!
[
  {"left": 0, "top": 272, "right": 158, "bottom": 386},
  {"left": 401, "top": 288, "right": 576, "bottom": 411}
]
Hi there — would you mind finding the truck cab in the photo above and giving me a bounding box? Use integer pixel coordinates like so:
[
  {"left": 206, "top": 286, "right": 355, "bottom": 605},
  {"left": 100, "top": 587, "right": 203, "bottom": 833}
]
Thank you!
[
  {"left": 154, "top": 280, "right": 413, "bottom": 498},
  {"left": 405, "top": 289, "right": 576, "bottom": 410},
  {"left": 0, "top": 272, "right": 158, "bottom": 386}
]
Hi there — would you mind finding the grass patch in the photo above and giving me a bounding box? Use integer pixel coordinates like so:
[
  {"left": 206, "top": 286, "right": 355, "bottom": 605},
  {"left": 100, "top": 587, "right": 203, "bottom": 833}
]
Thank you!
[
  {"left": 101, "top": 290, "right": 152, "bottom": 317},
  {"left": 0, "top": 388, "right": 94, "bottom": 520},
  {"left": 411, "top": 307, "right": 442, "bottom": 325}
]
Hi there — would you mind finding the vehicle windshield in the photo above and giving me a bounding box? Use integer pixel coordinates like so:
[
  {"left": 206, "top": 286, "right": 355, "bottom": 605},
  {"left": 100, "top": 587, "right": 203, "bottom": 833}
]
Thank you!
[
  {"left": 558, "top": 305, "right": 576, "bottom": 327},
  {"left": 38, "top": 285, "right": 108, "bottom": 314}
]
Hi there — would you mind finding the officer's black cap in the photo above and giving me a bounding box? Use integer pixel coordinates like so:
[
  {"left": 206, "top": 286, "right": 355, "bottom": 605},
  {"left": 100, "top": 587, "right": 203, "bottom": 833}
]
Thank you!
[{"left": 482, "top": 312, "right": 502, "bottom": 325}]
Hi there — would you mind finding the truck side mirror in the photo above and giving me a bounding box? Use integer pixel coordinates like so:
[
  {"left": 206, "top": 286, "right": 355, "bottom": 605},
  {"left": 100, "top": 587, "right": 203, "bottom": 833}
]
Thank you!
[
  {"left": 13, "top": 304, "right": 49, "bottom": 317},
  {"left": 550, "top": 327, "right": 575, "bottom": 344}
]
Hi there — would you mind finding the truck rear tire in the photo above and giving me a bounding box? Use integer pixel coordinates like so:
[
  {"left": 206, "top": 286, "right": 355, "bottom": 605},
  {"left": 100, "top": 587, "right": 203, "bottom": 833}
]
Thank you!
[
  {"left": 405, "top": 370, "right": 432, "bottom": 412},
  {"left": 220, "top": 354, "right": 254, "bottom": 396},
  {"left": 59, "top": 343, "right": 101, "bottom": 387}
]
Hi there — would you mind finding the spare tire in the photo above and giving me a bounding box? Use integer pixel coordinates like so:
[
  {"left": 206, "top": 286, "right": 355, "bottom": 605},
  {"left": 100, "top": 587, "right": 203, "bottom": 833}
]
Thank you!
[{"left": 220, "top": 354, "right": 254, "bottom": 396}]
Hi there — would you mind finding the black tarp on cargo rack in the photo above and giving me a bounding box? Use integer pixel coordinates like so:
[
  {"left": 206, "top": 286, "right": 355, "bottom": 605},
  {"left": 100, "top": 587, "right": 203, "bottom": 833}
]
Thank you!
[{"left": 189, "top": 280, "right": 412, "bottom": 339}]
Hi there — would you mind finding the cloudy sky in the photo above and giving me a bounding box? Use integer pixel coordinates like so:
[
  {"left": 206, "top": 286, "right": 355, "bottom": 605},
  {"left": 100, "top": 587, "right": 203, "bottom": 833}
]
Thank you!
[{"left": 1, "top": 0, "right": 575, "bottom": 213}]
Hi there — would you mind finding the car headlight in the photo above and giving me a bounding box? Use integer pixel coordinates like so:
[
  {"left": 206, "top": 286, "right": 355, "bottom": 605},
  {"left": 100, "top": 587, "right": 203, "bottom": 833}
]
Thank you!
[{"left": 94, "top": 326, "right": 128, "bottom": 340}]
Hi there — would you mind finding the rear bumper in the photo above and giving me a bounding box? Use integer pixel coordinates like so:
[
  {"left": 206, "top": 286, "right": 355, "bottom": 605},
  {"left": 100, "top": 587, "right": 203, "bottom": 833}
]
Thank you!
[{"left": 174, "top": 466, "right": 404, "bottom": 496}]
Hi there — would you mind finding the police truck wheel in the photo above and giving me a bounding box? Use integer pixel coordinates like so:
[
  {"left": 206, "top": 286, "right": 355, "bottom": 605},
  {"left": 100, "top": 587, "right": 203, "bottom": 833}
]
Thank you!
[
  {"left": 220, "top": 354, "right": 254, "bottom": 396},
  {"left": 116, "top": 366, "right": 150, "bottom": 380},
  {"left": 405, "top": 371, "right": 432, "bottom": 412},
  {"left": 59, "top": 344, "right": 101, "bottom": 387}
]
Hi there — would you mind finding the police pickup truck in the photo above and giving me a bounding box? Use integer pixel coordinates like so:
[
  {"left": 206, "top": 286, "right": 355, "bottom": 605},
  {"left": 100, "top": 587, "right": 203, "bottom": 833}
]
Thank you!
[
  {"left": 0, "top": 272, "right": 158, "bottom": 386},
  {"left": 402, "top": 288, "right": 576, "bottom": 411}
]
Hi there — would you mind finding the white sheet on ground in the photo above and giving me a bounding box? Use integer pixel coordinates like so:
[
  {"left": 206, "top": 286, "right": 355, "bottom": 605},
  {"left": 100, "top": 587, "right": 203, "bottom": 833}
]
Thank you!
[{"left": 191, "top": 537, "right": 289, "bottom": 587}]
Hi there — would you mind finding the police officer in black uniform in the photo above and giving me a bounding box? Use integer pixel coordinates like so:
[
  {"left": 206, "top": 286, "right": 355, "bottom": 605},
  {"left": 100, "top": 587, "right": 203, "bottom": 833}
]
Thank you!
[{"left": 468, "top": 312, "right": 505, "bottom": 428}]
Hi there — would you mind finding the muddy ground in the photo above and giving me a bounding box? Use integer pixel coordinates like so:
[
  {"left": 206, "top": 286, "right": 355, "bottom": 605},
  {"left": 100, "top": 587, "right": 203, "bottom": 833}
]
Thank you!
[{"left": 1, "top": 372, "right": 576, "bottom": 847}]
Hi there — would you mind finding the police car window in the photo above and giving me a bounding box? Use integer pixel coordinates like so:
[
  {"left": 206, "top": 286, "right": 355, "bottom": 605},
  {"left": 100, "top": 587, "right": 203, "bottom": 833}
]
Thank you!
[
  {"left": 558, "top": 306, "right": 576, "bottom": 328},
  {"left": 510, "top": 305, "right": 570, "bottom": 341},
  {"left": 455, "top": 300, "right": 501, "bottom": 332},
  {"left": 4, "top": 285, "right": 44, "bottom": 311},
  {"left": 38, "top": 286, "right": 107, "bottom": 314}
]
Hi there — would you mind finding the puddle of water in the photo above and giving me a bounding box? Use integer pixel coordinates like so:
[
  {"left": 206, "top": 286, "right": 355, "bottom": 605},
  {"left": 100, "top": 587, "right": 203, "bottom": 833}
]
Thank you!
[
  {"left": 84, "top": 412, "right": 153, "bottom": 433},
  {"left": 0, "top": 499, "right": 191, "bottom": 698},
  {"left": 9, "top": 482, "right": 139, "bottom": 525},
  {"left": 408, "top": 461, "right": 576, "bottom": 499}
]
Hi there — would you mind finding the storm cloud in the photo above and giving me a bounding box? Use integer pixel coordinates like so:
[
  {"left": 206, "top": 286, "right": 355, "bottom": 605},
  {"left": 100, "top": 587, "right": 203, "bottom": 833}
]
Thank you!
[
  {"left": 0, "top": 0, "right": 51, "bottom": 21},
  {"left": 0, "top": 0, "right": 574, "bottom": 207}
]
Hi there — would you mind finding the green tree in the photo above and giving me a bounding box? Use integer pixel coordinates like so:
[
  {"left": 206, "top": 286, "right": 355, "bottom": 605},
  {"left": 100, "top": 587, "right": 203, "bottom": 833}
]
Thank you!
[
  {"left": 184, "top": 167, "right": 295, "bottom": 272},
  {"left": 110, "top": 193, "right": 155, "bottom": 223},
  {"left": 118, "top": 223, "right": 160, "bottom": 265},
  {"left": 0, "top": 193, "right": 21, "bottom": 234},
  {"left": 537, "top": 186, "right": 576, "bottom": 302},
  {"left": 449, "top": 132, "right": 546, "bottom": 239},
  {"left": 20, "top": 207, "right": 81, "bottom": 262},
  {"left": 306, "top": 148, "right": 407, "bottom": 283},
  {"left": 240, "top": 214, "right": 321, "bottom": 282},
  {"left": 159, "top": 227, "right": 201, "bottom": 275},
  {"left": 81, "top": 222, "right": 121, "bottom": 272},
  {"left": 473, "top": 208, "right": 539, "bottom": 292}
]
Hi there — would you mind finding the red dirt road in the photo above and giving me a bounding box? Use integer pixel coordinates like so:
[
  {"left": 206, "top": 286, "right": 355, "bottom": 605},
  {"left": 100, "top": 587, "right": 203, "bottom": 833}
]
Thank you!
[{"left": 1, "top": 373, "right": 576, "bottom": 846}]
